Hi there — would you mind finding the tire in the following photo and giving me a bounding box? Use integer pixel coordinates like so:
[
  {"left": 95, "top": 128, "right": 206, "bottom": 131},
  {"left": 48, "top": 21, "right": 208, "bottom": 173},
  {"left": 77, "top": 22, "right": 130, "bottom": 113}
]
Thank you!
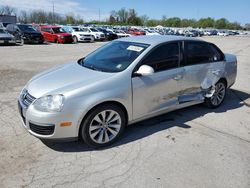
[
  {"left": 80, "top": 104, "right": 126, "bottom": 148},
  {"left": 20, "top": 38, "right": 24, "bottom": 45},
  {"left": 73, "top": 36, "right": 78, "bottom": 43},
  {"left": 205, "top": 80, "right": 227, "bottom": 108}
]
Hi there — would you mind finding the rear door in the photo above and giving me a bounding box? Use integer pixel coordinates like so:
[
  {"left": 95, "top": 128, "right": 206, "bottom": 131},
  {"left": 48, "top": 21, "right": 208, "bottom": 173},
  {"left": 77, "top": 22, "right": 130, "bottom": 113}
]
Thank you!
[
  {"left": 132, "top": 42, "right": 184, "bottom": 120},
  {"left": 179, "top": 41, "right": 225, "bottom": 102}
]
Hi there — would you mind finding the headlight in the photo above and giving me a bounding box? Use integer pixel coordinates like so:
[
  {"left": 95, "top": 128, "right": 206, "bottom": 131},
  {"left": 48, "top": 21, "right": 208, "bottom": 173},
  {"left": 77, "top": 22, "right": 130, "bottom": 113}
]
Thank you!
[
  {"left": 33, "top": 94, "right": 64, "bottom": 112},
  {"left": 58, "top": 35, "right": 64, "bottom": 39},
  {"left": 20, "top": 87, "right": 27, "bottom": 98}
]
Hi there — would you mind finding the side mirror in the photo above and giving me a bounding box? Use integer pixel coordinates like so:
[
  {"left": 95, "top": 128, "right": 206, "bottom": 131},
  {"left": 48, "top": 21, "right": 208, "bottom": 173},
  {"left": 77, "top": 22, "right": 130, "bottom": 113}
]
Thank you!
[{"left": 134, "top": 65, "right": 154, "bottom": 76}]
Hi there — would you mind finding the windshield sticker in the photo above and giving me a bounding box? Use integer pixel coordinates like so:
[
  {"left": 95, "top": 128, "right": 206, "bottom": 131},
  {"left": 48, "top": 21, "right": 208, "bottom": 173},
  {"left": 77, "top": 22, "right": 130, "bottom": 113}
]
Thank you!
[{"left": 127, "top": 45, "right": 144, "bottom": 52}]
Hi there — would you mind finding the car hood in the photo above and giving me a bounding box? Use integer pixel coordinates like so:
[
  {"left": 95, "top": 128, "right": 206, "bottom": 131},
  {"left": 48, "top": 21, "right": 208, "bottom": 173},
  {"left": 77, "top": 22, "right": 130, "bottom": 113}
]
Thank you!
[
  {"left": 75, "top": 32, "right": 91, "bottom": 35},
  {"left": 23, "top": 31, "right": 42, "bottom": 35},
  {"left": 92, "top": 32, "right": 104, "bottom": 35},
  {"left": 27, "top": 62, "right": 114, "bottom": 98},
  {"left": 0, "top": 33, "right": 14, "bottom": 38},
  {"left": 57, "top": 33, "right": 72, "bottom": 37}
]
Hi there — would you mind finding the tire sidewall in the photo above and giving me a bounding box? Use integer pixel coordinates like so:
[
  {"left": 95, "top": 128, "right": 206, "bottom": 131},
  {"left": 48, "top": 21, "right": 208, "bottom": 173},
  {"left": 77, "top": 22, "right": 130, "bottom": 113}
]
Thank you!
[
  {"left": 80, "top": 104, "right": 126, "bottom": 148},
  {"left": 205, "top": 80, "right": 227, "bottom": 108},
  {"left": 73, "top": 36, "right": 78, "bottom": 43}
]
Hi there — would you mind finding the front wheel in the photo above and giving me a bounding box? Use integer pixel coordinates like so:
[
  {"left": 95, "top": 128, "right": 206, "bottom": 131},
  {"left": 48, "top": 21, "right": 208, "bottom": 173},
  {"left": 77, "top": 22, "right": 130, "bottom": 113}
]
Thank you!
[
  {"left": 205, "top": 80, "right": 227, "bottom": 108},
  {"left": 73, "top": 36, "right": 78, "bottom": 43},
  {"left": 80, "top": 104, "right": 126, "bottom": 148}
]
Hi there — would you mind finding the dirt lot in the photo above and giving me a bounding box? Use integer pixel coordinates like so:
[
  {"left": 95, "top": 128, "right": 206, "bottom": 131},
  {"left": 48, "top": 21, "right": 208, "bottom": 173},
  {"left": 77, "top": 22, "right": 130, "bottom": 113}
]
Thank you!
[{"left": 0, "top": 36, "right": 249, "bottom": 188}]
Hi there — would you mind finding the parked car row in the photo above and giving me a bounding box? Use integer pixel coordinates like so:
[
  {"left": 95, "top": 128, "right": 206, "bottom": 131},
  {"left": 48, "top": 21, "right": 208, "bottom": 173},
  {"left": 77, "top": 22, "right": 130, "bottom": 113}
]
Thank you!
[{"left": 1, "top": 22, "right": 249, "bottom": 45}]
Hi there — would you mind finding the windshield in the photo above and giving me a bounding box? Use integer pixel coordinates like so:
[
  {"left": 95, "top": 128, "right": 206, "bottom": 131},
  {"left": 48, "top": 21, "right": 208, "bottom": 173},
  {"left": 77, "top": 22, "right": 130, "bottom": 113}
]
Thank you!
[
  {"left": 80, "top": 41, "right": 149, "bottom": 72},
  {"left": 0, "top": 29, "right": 7, "bottom": 33},
  {"left": 72, "top": 27, "right": 83, "bottom": 32},
  {"left": 52, "top": 27, "right": 66, "bottom": 33},
  {"left": 81, "top": 28, "right": 90, "bottom": 32},
  {"left": 90, "top": 28, "right": 98, "bottom": 32},
  {"left": 18, "top": 25, "right": 37, "bottom": 32}
]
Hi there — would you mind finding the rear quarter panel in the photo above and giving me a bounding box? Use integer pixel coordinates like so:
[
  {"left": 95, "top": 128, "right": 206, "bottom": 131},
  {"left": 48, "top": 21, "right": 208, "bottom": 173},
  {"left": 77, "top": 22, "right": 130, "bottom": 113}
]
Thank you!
[{"left": 224, "top": 53, "right": 237, "bottom": 87}]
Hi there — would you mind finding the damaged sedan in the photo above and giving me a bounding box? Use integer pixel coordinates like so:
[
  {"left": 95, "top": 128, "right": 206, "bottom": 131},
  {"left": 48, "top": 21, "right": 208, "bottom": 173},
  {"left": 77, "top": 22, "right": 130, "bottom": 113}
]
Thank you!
[{"left": 18, "top": 36, "right": 237, "bottom": 147}]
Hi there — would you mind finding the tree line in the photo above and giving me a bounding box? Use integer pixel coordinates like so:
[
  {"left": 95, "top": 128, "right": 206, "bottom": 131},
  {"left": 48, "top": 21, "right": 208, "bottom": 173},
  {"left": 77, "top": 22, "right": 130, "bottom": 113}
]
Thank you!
[
  {"left": 109, "top": 8, "right": 243, "bottom": 30},
  {"left": 0, "top": 5, "right": 249, "bottom": 30}
]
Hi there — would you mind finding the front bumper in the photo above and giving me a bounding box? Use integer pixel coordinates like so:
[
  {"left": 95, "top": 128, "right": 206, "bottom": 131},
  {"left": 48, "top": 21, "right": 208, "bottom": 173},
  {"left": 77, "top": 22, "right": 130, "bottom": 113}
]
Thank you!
[
  {"left": 0, "top": 39, "right": 16, "bottom": 44},
  {"left": 78, "top": 36, "right": 94, "bottom": 42},
  {"left": 18, "top": 99, "right": 81, "bottom": 140}
]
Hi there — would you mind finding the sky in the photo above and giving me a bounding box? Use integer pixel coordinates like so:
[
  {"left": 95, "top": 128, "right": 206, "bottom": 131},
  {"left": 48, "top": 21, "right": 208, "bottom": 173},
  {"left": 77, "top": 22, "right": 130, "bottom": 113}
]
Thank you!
[{"left": 0, "top": 0, "right": 249, "bottom": 24}]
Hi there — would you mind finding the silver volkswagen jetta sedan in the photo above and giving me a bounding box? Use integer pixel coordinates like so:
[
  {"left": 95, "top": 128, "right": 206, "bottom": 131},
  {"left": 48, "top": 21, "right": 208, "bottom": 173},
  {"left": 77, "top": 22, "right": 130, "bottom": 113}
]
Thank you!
[{"left": 18, "top": 36, "right": 237, "bottom": 147}]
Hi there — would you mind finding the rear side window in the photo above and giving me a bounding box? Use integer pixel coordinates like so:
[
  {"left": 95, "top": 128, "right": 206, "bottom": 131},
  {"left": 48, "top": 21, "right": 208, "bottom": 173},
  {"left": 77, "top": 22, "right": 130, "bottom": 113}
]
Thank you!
[
  {"left": 6, "top": 24, "right": 14, "bottom": 31},
  {"left": 41, "top": 28, "right": 51, "bottom": 33},
  {"left": 209, "top": 44, "right": 224, "bottom": 61},
  {"left": 142, "top": 42, "right": 180, "bottom": 72},
  {"left": 185, "top": 42, "right": 222, "bottom": 66}
]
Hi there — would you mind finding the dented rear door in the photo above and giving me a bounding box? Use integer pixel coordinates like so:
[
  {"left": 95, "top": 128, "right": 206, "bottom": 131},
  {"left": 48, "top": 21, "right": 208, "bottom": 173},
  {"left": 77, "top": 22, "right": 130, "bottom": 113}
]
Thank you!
[{"left": 179, "top": 41, "right": 225, "bottom": 103}]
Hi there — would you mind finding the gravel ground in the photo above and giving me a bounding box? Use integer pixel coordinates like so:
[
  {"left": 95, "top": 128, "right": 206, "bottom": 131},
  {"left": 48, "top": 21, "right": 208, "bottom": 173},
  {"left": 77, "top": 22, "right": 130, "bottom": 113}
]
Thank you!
[{"left": 0, "top": 36, "right": 249, "bottom": 188}]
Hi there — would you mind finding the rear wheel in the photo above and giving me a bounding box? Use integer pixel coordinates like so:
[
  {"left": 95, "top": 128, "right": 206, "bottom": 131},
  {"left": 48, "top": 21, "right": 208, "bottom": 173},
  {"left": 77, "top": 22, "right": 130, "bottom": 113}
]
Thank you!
[
  {"left": 205, "top": 80, "right": 227, "bottom": 108},
  {"left": 80, "top": 104, "right": 126, "bottom": 148}
]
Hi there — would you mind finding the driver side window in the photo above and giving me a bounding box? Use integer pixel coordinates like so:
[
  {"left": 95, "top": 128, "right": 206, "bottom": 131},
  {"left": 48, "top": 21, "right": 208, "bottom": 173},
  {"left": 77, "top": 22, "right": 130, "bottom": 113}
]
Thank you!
[{"left": 142, "top": 42, "right": 180, "bottom": 72}]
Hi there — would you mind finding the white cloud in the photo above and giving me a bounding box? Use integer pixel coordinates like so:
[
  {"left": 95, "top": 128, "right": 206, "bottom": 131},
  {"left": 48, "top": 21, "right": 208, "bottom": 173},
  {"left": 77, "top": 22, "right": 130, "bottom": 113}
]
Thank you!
[{"left": 0, "top": 0, "right": 109, "bottom": 21}]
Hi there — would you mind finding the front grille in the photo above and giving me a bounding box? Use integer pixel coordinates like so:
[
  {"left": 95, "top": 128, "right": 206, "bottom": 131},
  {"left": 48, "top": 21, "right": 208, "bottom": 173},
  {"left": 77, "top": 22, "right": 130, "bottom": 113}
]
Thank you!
[
  {"left": 83, "top": 34, "right": 91, "bottom": 37},
  {"left": 64, "top": 36, "right": 73, "bottom": 42},
  {"left": 29, "top": 122, "right": 55, "bottom": 135},
  {"left": 21, "top": 91, "right": 36, "bottom": 108},
  {"left": 30, "top": 35, "right": 42, "bottom": 40},
  {"left": 100, "top": 34, "right": 105, "bottom": 37}
]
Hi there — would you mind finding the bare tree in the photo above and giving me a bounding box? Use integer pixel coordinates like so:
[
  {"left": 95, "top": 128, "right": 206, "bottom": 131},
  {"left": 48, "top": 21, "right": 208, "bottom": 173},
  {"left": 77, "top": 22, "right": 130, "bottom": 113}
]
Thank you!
[
  {"left": 117, "top": 8, "right": 128, "bottom": 23},
  {"left": 0, "top": 5, "right": 16, "bottom": 15},
  {"left": 18, "top": 10, "right": 29, "bottom": 23},
  {"left": 140, "top": 14, "right": 149, "bottom": 26}
]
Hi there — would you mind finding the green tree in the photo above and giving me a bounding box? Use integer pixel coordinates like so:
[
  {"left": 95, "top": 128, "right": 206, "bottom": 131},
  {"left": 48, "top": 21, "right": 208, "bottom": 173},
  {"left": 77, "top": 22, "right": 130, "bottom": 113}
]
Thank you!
[
  {"left": 146, "top": 19, "right": 159, "bottom": 26},
  {"left": 215, "top": 18, "right": 228, "bottom": 29},
  {"left": 198, "top": 17, "right": 215, "bottom": 28}
]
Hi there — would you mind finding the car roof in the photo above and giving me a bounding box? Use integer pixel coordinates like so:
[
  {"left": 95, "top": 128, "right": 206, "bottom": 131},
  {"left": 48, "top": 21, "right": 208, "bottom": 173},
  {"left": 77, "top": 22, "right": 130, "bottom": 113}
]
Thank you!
[
  {"left": 41, "top": 25, "right": 60, "bottom": 28},
  {"left": 117, "top": 35, "right": 203, "bottom": 45}
]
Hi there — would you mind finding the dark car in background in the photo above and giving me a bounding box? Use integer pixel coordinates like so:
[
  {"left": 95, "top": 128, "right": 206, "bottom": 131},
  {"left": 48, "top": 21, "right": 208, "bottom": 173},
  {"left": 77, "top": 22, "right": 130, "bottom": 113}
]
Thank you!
[
  {"left": 6, "top": 24, "right": 44, "bottom": 44},
  {"left": 40, "top": 25, "right": 73, "bottom": 44},
  {"left": 0, "top": 28, "right": 16, "bottom": 45},
  {"left": 96, "top": 28, "right": 118, "bottom": 41}
]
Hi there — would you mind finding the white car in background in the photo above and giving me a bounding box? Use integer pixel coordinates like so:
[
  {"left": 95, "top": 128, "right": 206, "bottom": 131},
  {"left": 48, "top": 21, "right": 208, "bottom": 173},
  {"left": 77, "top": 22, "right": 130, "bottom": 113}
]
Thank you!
[
  {"left": 217, "top": 30, "right": 229, "bottom": 36},
  {"left": 80, "top": 27, "right": 105, "bottom": 41},
  {"left": 62, "top": 26, "right": 94, "bottom": 43},
  {"left": 144, "top": 29, "right": 161, "bottom": 35},
  {"left": 113, "top": 30, "right": 131, "bottom": 38}
]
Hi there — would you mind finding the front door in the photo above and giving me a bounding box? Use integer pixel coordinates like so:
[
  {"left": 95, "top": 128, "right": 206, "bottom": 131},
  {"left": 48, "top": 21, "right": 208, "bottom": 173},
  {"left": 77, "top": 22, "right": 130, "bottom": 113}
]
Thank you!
[{"left": 132, "top": 42, "right": 183, "bottom": 120}]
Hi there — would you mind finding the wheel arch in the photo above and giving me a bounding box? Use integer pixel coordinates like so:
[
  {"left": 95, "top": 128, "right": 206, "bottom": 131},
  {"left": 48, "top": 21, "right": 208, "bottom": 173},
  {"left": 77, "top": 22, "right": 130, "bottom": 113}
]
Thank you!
[
  {"left": 78, "top": 100, "right": 129, "bottom": 137},
  {"left": 218, "top": 77, "right": 228, "bottom": 88}
]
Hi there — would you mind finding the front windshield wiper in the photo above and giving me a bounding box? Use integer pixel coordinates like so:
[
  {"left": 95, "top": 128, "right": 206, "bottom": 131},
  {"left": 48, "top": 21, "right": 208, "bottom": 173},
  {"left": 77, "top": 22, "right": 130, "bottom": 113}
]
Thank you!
[{"left": 80, "top": 59, "right": 103, "bottom": 72}]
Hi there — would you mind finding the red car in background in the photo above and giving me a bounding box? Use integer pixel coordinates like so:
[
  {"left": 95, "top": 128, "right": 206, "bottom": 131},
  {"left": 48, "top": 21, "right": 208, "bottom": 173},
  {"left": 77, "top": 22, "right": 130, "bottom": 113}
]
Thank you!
[
  {"left": 126, "top": 28, "right": 146, "bottom": 36},
  {"left": 40, "top": 25, "right": 73, "bottom": 44}
]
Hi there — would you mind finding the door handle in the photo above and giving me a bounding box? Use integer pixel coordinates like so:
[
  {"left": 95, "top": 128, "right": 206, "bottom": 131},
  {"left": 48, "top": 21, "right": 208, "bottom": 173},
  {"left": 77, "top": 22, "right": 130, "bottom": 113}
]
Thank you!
[
  {"left": 212, "top": 70, "right": 221, "bottom": 76},
  {"left": 173, "top": 74, "right": 182, "bottom": 81}
]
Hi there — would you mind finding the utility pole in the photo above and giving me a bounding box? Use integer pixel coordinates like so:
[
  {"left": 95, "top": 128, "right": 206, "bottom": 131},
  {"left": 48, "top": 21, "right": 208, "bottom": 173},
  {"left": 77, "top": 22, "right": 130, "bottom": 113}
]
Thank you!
[
  {"left": 52, "top": 1, "right": 55, "bottom": 24},
  {"left": 98, "top": 8, "right": 100, "bottom": 23}
]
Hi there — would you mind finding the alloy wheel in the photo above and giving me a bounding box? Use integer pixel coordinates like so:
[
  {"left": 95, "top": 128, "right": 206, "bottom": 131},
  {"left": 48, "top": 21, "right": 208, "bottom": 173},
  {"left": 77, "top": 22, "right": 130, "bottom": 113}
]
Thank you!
[
  {"left": 210, "top": 82, "right": 226, "bottom": 106},
  {"left": 89, "top": 110, "right": 122, "bottom": 144}
]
